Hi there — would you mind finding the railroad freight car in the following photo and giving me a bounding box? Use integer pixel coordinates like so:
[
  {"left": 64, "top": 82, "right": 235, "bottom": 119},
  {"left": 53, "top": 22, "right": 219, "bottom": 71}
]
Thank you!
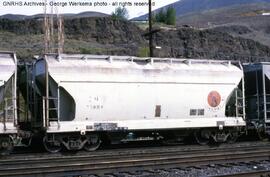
[
  {"left": 243, "top": 63, "right": 270, "bottom": 138},
  {"left": 22, "top": 54, "right": 246, "bottom": 152},
  {"left": 0, "top": 52, "right": 18, "bottom": 153},
  {"left": 0, "top": 52, "right": 31, "bottom": 154}
]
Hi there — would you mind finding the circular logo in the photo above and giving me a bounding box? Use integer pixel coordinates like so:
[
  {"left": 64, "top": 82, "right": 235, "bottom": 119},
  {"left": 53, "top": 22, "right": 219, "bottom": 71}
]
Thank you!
[{"left": 208, "top": 91, "right": 221, "bottom": 107}]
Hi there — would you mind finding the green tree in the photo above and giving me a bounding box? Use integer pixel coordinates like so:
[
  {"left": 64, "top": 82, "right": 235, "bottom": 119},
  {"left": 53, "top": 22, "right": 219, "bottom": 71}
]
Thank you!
[
  {"left": 112, "top": 7, "right": 129, "bottom": 20},
  {"left": 154, "top": 7, "right": 176, "bottom": 25},
  {"left": 155, "top": 8, "right": 166, "bottom": 23},
  {"left": 166, "top": 6, "right": 176, "bottom": 25}
]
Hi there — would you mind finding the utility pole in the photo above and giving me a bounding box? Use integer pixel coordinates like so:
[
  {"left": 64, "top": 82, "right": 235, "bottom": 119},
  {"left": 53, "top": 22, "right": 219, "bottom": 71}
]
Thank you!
[
  {"left": 149, "top": 0, "right": 153, "bottom": 57},
  {"left": 43, "top": 0, "right": 64, "bottom": 54},
  {"left": 44, "top": 0, "right": 49, "bottom": 53}
]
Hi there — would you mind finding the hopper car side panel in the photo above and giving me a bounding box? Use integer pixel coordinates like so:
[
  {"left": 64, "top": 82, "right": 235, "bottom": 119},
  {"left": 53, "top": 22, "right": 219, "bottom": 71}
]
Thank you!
[{"left": 47, "top": 82, "right": 245, "bottom": 133}]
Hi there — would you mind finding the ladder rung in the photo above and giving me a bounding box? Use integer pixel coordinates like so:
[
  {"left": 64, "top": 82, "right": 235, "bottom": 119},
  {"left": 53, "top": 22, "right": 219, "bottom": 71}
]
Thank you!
[
  {"left": 49, "top": 118, "right": 58, "bottom": 121},
  {"left": 48, "top": 97, "right": 58, "bottom": 100}
]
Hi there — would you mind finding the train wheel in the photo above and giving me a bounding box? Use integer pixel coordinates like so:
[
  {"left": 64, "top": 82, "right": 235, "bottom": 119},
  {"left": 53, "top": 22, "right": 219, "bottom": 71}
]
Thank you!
[
  {"left": 257, "top": 129, "right": 269, "bottom": 141},
  {"left": 84, "top": 134, "right": 101, "bottom": 152},
  {"left": 0, "top": 137, "right": 13, "bottom": 155},
  {"left": 227, "top": 132, "right": 239, "bottom": 144},
  {"left": 194, "top": 130, "right": 210, "bottom": 145},
  {"left": 43, "top": 136, "right": 62, "bottom": 153}
]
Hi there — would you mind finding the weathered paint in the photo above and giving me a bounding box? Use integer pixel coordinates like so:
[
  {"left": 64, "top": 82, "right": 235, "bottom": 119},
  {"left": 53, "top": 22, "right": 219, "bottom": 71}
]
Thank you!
[{"left": 36, "top": 54, "right": 246, "bottom": 133}]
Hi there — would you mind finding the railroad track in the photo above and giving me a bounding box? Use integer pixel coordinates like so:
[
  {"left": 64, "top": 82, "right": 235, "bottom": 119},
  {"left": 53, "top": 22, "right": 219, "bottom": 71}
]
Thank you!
[{"left": 1, "top": 141, "right": 270, "bottom": 177}]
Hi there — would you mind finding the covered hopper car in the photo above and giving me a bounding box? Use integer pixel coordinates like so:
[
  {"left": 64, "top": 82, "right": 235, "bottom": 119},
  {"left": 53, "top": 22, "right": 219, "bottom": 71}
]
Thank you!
[
  {"left": 16, "top": 54, "right": 246, "bottom": 152},
  {"left": 0, "top": 52, "right": 17, "bottom": 153},
  {"left": 243, "top": 62, "right": 270, "bottom": 138},
  {"left": 4, "top": 51, "right": 266, "bottom": 153},
  {"left": 0, "top": 52, "right": 30, "bottom": 154}
]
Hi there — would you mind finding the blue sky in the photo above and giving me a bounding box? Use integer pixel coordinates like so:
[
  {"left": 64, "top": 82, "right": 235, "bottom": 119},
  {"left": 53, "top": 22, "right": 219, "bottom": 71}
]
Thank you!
[{"left": 0, "top": 0, "right": 180, "bottom": 18}]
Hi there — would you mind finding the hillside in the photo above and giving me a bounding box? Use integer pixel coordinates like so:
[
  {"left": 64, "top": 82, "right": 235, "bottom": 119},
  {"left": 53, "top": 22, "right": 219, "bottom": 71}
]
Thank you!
[
  {"left": 0, "top": 11, "right": 109, "bottom": 20},
  {"left": 134, "top": 0, "right": 270, "bottom": 20},
  {"left": 152, "top": 28, "right": 270, "bottom": 62},
  {"left": 0, "top": 17, "right": 145, "bottom": 59},
  {"left": 176, "top": 3, "right": 270, "bottom": 47},
  {"left": 177, "top": 3, "right": 270, "bottom": 26},
  {"left": 133, "top": 0, "right": 270, "bottom": 48},
  {"left": 0, "top": 17, "right": 269, "bottom": 61}
]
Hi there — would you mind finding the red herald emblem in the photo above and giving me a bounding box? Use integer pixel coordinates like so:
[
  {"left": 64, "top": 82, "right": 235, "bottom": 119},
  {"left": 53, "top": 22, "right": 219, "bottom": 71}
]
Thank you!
[{"left": 208, "top": 91, "right": 221, "bottom": 107}]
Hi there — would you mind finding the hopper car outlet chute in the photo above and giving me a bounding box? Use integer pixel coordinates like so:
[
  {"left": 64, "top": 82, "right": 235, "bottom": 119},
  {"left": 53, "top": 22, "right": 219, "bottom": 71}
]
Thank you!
[{"left": 23, "top": 54, "right": 246, "bottom": 152}]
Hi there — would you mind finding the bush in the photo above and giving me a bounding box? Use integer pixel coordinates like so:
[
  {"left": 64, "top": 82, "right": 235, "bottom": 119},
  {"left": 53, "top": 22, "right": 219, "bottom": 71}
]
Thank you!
[{"left": 138, "top": 47, "right": 150, "bottom": 57}]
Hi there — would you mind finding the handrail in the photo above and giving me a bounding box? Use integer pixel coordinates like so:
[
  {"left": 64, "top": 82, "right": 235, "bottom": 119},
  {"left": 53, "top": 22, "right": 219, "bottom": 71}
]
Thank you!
[{"left": 43, "top": 53, "right": 240, "bottom": 66}]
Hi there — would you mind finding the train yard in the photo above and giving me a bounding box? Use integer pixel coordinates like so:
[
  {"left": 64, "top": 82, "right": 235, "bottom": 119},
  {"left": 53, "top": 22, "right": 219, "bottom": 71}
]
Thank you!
[{"left": 0, "top": 141, "right": 270, "bottom": 177}]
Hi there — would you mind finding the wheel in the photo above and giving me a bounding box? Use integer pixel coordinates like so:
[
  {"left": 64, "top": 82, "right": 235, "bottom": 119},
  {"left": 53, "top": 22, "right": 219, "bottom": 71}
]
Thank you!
[
  {"left": 0, "top": 137, "right": 13, "bottom": 155},
  {"left": 43, "top": 136, "right": 62, "bottom": 153},
  {"left": 194, "top": 130, "right": 210, "bottom": 145},
  {"left": 227, "top": 132, "right": 239, "bottom": 144},
  {"left": 84, "top": 134, "right": 101, "bottom": 152},
  {"left": 257, "top": 129, "right": 269, "bottom": 141}
]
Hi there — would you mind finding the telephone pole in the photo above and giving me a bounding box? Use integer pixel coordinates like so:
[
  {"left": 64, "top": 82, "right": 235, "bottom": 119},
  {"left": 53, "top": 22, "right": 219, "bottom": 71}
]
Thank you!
[
  {"left": 43, "top": 0, "right": 64, "bottom": 54},
  {"left": 149, "top": 0, "right": 153, "bottom": 57}
]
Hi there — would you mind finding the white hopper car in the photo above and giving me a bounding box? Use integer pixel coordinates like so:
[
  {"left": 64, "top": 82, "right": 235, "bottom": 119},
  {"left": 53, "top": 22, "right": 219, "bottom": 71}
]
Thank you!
[
  {"left": 28, "top": 54, "right": 246, "bottom": 152},
  {"left": 0, "top": 52, "right": 19, "bottom": 153}
]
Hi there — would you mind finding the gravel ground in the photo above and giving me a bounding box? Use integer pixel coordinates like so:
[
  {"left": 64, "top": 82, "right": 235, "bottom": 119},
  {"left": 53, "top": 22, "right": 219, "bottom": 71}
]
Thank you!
[{"left": 100, "top": 160, "right": 270, "bottom": 177}]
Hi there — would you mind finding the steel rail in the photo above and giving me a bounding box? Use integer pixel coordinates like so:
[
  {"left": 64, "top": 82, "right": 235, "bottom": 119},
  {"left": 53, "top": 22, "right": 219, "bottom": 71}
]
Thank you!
[
  {"left": 0, "top": 144, "right": 270, "bottom": 176},
  {"left": 0, "top": 142, "right": 269, "bottom": 165}
]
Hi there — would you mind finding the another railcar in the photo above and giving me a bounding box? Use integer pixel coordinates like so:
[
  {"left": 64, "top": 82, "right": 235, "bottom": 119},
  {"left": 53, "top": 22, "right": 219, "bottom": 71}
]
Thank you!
[
  {"left": 22, "top": 54, "right": 246, "bottom": 152},
  {"left": 0, "top": 52, "right": 19, "bottom": 153},
  {"left": 243, "top": 63, "right": 270, "bottom": 138}
]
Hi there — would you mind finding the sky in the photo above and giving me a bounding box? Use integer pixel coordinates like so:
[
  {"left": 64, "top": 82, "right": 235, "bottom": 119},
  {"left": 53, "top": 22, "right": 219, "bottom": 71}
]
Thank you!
[{"left": 0, "top": 0, "right": 180, "bottom": 18}]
